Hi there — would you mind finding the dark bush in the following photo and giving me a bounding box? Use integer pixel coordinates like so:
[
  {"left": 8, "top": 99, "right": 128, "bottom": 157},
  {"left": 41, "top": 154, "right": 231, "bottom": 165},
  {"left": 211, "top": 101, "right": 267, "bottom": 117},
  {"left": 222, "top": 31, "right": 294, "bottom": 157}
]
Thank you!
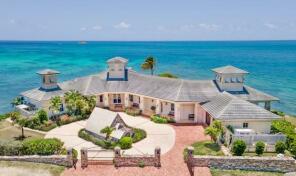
[
  {"left": 255, "top": 141, "right": 265, "bottom": 156},
  {"left": 289, "top": 141, "right": 296, "bottom": 158},
  {"left": 22, "top": 138, "right": 64, "bottom": 155},
  {"left": 231, "top": 140, "right": 246, "bottom": 156},
  {"left": 275, "top": 141, "right": 286, "bottom": 154},
  {"left": 119, "top": 137, "right": 132, "bottom": 149}
]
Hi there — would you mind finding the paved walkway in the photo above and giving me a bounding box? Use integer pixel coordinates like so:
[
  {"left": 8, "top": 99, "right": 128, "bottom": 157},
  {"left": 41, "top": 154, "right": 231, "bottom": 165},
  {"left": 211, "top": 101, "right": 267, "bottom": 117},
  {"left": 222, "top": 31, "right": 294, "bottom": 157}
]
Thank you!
[
  {"left": 62, "top": 125, "right": 212, "bottom": 176},
  {"left": 45, "top": 112, "right": 175, "bottom": 157}
]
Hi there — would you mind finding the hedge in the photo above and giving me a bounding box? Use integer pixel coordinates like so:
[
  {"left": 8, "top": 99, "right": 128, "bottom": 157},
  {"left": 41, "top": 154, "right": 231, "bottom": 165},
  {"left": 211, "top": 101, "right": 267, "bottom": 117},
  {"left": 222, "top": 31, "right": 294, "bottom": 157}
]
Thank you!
[{"left": 0, "top": 138, "right": 64, "bottom": 156}]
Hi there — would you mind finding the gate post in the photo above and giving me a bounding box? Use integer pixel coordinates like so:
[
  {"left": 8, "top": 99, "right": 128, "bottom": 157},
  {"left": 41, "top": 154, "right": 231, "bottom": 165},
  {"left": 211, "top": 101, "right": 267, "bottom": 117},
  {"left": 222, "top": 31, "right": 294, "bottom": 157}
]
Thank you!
[
  {"left": 154, "top": 146, "right": 161, "bottom": 167},
  {"left": 66, "top": 148, "right": 73, "bottom": 167},
  {"left": 114, "top": 146, "right": 121, "bottom": 168},
  {"left": 187, "top": 146, "right": 194, "bottom": 176},
  {"left": 81, "top": 147, "right": 88, "bottom": 169}
]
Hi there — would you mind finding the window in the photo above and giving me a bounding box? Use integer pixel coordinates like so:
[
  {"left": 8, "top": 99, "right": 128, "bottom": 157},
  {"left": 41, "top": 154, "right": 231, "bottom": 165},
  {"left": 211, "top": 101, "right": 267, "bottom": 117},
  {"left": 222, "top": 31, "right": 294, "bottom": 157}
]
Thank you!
[
  {"left": 113, "top": 94, "right": 121, "bottom": 104},
  {"left": 129, "top": 95, "right": 133, "bottom": 102},
  {"left": 243, "top": 122, "right": 248, "bottom": 128},
  {"left": 99, "top": 95, "right": 103, "bottom": 102},
  {"left": 171, "top": 104, "right": 175, "bottom": 111}
]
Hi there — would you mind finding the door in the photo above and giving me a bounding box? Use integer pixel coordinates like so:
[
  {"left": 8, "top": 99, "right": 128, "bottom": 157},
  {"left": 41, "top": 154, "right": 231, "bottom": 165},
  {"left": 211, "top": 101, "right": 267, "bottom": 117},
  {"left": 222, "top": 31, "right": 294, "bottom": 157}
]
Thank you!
[{"left": 206, "top": 113, "right": 211, "bottom": 125}]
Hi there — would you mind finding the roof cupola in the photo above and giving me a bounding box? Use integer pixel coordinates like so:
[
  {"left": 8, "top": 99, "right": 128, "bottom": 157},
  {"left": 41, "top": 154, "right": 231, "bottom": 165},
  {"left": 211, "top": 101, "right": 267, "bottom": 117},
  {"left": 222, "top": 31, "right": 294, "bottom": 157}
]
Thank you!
[{"left": 106, "top": 57, "right": 128, "bottom": 81}]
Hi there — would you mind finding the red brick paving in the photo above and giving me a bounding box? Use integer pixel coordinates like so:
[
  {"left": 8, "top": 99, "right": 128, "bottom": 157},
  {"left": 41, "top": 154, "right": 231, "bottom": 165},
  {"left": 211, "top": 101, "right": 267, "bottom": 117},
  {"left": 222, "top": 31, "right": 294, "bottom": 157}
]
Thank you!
[{"left": 62, "top": 125, "right": 212, "bottom": 176}]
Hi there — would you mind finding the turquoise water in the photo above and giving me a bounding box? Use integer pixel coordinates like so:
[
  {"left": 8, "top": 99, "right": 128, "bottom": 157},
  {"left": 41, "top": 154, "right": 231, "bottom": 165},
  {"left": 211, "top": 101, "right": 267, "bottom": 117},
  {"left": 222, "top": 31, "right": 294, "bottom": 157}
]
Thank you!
[{"left": 0, "top": 41, "right": 295, "bottom": 114}]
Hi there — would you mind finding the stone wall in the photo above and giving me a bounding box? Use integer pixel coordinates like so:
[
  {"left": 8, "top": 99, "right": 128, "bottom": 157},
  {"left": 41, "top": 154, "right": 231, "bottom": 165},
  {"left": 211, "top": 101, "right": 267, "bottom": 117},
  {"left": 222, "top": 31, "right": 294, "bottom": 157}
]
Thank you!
[
  {"left": 186, "top": 147, "right": 296, "bottom": 175},
  {"left": 0, "top": 148, "right": 74, "bottom": 167},
  {"left": 0, "top": 155, "right": 71, "bottom": 167},
  {"left": 114, "top": 147, "right": 161, "bottom": 167}
]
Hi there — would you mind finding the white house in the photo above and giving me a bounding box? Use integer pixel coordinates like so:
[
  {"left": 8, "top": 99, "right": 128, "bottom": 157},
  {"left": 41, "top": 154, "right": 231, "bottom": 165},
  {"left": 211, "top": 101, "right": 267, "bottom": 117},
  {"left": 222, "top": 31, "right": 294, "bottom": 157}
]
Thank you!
[{"left": 19, "top": 57, "right": 280, "bottom": 134}]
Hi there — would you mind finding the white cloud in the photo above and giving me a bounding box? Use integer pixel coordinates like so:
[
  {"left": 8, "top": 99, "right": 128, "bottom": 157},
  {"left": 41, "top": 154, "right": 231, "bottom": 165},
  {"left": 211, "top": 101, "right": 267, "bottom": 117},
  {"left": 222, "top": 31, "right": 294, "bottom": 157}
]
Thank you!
[
  {"left": 80, "top": 27, "right": 87, "bottom": 31},
  {"left": 180, "top": 24, "right": 195, "bottom": 31},
  {"left": 264, "top": 23, "right": 278, "bottom": 29},
  {"left": 198, "top": 23, "right": 220, "bottom": 30},
  {"left": 114, "top": 21, "right": 130, "bottom": 29},
  {"left": 92, "top": 25, "right": 102, "bottom": 30}
]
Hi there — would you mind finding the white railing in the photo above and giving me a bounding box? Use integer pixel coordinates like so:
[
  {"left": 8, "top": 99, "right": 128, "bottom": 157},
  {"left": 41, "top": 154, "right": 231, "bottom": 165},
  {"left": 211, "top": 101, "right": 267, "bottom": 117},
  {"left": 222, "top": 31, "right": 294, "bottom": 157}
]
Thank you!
[{"left": 232, "top": 133, "right": 286, "bottom": 145}]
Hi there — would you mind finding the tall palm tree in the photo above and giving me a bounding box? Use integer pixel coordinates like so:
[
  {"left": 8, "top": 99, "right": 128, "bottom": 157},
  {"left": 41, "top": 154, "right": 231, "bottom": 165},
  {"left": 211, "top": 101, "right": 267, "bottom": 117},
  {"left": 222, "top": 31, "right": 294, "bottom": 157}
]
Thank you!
[
  {"left": 64, "top": 90, "right": 81, "bottom": 115},
  {"left": 49, "top": 96, "right": 62, "bottom": 118},
  {"left": 100, "top": 126, "right": 115, "bottom": 140},
  {"left": 141, "top": 56, "right": 156, "bottom": 75}
]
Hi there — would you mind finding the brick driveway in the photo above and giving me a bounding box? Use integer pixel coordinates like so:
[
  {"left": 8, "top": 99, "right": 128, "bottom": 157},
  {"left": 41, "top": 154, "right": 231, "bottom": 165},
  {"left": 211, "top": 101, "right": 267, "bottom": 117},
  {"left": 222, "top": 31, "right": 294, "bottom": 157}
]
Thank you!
[{"left": 62, "top": 125, "right": 211, "bottom": 176}]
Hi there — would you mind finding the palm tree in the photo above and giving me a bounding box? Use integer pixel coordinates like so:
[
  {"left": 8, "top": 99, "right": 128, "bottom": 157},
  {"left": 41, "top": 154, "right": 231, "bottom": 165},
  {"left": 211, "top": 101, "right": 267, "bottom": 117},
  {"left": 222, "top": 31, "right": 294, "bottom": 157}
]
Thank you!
[
  {"left": 100, "top": 126, "right": 115, "bottom": 140},
  {"left": 204, "top": 126, "right": 219, "bottom": 143},
  {"left": 11, "top": 97, "right": 22, "bottom": 107},
  {"left": 141, "top": 56, "right": 156, "bottom": 75},
  {"left": 49, "top": 96, "right": 62, "bottom": 118},
  {"left": 16, "top": 118, "right": 26, "bottom": 139},
  {"left": 64, "top": 90, "right": 81, "bottom": 115}
]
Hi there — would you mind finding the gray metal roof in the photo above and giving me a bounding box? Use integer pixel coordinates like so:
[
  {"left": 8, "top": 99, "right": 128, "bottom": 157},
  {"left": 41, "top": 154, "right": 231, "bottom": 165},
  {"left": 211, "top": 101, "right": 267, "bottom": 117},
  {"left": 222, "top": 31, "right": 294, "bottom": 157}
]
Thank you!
[
  {"left": 21, "top": 87, "right": 65, "bottom": 101},
  {"left": 107, "top": 57, "right": 128, "bottom": 63},
  {"left": 212, "top": 65, "right": 249, "bottom": 74},
  {"left": 21, "top": 69, "right": 278, "bottom": 103},
  {"left": 202, "top": 92, "right": 280, "bottom": 120},
  {"left": 36, "top": 69, "right": 60, "bottom": 75}
]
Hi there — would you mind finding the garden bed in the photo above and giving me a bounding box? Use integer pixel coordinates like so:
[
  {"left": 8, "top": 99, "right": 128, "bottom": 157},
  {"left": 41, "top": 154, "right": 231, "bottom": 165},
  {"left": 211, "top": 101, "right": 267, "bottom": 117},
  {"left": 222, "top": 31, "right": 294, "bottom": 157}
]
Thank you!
[
  {"left": 78, "top": 127, "right": 147, "bottom": 149},
  {"left": 151, "top": 115, "right": 175, "bottom": 124},
  {"left": 184, "top": 140, "right": 224, "bottom": 159}
]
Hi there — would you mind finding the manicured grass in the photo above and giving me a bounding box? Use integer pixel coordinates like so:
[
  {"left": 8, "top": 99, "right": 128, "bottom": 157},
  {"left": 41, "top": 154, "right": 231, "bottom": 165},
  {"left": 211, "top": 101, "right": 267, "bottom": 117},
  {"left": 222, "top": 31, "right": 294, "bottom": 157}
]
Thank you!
[
  {"left": 210, "top": 169, "right": 284, "bottom": 176},
  {"left": 0, "top": 121, "right": 44, "bottom": 142},
  {"left": 187, "top": 140, "right": 224, "bottom": 156},
  {"left": 0, "top": 161, "right": 65, "bottom": 176}
]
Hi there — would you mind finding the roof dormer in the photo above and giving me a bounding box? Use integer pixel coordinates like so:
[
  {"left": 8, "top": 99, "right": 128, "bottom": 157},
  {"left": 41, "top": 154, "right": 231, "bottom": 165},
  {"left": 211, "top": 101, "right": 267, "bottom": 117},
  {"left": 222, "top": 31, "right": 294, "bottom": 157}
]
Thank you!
[
  {"left": 37, "top": 69, "right": 60, "bottom": 90},
  {"left": 106, "top": 57, "right": 128, "bottom": 81},
  {"left": 212, "top": 65, "right": 248, "bottom": 92}
]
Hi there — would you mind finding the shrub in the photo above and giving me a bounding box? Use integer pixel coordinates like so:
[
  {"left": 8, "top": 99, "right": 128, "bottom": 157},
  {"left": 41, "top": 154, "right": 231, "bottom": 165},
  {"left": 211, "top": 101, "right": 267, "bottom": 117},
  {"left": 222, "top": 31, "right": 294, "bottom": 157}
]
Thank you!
[
  {"left": 226, "top": 125, "right": 234, "bottom": 134},
  {"left": 119, "top": 137, "right": 132, "bottom": 149},
  {"left": 0, "top": 141, "right": 23, "bottom": 156},
  {"left": 36, "top": 109, "right": 48, "bottom": 123},
  {"left": 275, "top": 141, "right": 286, "bottom": 154},
  {"left": 151, "top": 115, "right": 168, "bottom": 124},
  {"left": 205, "top": 126, "right": 219, "bottom": 143},
  {"left": 138, "top": 160, "right": 145, "bottom": 168},
  {"left": 7, "top": 111, "right": 21, "bottom": 121},
  {"left": 132, "top": 128, "right": 147, "bottom": 143},
  {"left": 158, "top": 72, "right": 178, "bottom": 78},
  {"left": 22, "top": 138, "right": 64, "bottom": 155},
  {"left": 289, "top": 141, "right": 296, "bottom": 158},
  {"left": 271, "top": 120, "right": 295, "bottom": 134},
  {"left": 255, "top": 141, "right": 265, "bottom": 156},
  {"left": 78, "top": 129, "right": 115, "bottom": 149},
  {"left": 125, "top": 108, "right": 141, "bottom": 116},
  {"left": 231, "top": 140, "right": 246, "bottom": 156},
  {"left": 271, "top": 110, "right": 285, "bottom": 117},
  {"left": 0, "top": 114, "right": 9, "bottom": 121}
]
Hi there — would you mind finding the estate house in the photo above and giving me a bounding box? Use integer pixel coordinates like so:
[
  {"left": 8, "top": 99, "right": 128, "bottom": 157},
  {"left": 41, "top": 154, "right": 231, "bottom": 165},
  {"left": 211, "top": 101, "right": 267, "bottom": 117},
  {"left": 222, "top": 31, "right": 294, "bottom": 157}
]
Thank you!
[{"left": 17, "top": 57, "right": 280, "bottom": 134}]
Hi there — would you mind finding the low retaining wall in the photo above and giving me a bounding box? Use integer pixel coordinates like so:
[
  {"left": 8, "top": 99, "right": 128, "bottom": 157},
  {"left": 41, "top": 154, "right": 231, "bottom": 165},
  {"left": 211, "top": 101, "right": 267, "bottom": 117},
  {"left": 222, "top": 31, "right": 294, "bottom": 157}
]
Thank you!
[
  {"left": 114, "top": 147, "right": 161, "bottom": 167},
  {"left": 0, "top": 148, "right": 74, "bottom": 167},
  {"left": 81, "top": 147, "right": 161, "bottom": 168},
  {"left": 186, "top": 147, "right": 296, "bottom": 175}
]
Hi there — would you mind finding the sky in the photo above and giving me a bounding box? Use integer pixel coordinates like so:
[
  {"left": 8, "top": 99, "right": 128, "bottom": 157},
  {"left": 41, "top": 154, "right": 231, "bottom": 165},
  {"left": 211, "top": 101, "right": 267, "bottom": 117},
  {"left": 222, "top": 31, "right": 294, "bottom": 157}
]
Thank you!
[{"left": 0, "top": 0, "right": 296, "bottom": 41}]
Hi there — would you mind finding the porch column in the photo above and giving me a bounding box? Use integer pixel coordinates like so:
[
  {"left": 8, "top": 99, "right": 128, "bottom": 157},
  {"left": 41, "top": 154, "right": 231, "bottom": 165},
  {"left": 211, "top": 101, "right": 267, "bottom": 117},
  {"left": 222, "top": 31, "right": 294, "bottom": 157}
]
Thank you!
[
  {"left": 155, "top": 99, "right": 161, "bottom": 114},
  {"left": 139, "top": 96, "right": 144, "bottom": 110},
  {"left": 124, "top": 93, "right": 129, "bottom": 108},
  {"left": 264, "top": 101, "right": 271, "bottom": 111},
  {"left": 174, "top": 103, "right": 180, "bottom": 122},
  {"left": 194, "top": 103, "right": 198, "bottom": 123},
  {"left": 103, "top": 93, "right": 109, "bottom": 107}
]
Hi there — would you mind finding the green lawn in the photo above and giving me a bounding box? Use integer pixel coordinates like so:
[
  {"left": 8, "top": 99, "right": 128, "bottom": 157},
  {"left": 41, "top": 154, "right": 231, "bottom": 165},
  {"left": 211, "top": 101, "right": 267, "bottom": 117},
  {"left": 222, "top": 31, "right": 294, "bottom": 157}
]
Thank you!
[
  {"left": 0, "top": 161, "right": 65, "bottom": 176},
  {"left": 211, "top": 169, "right": 284, "bottom": 176},
  {"left": 189, "top": 140, "right": 224, "bottom": 156},
  {"left": 0, "top": 120, "right": 44, "bottom": 142}
]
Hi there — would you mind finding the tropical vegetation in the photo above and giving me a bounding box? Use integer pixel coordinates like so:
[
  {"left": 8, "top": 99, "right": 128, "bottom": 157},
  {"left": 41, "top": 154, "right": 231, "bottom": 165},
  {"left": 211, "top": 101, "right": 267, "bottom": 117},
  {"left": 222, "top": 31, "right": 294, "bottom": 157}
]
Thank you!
[
  {"left": 100, "top": 126, "right": 115, "bottom": 140},
  {"left": 151, "top": 115, "right": 175, "bottom": 124},
  {"left": 204, "top": 120, "right": 224, "bottom": 143},
  {"left": 255, "top": 141, "right": 265, "bottom": 156},
  {"left": 141, "top": 56, "right": 156, "bottom": 75}
]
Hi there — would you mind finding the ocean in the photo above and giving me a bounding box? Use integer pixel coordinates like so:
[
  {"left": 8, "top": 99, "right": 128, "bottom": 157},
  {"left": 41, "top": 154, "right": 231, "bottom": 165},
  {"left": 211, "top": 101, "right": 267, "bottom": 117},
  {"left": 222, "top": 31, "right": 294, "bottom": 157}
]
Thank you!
[{"left": 0, "top": 41, "right": 295, "bottom": 115}]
